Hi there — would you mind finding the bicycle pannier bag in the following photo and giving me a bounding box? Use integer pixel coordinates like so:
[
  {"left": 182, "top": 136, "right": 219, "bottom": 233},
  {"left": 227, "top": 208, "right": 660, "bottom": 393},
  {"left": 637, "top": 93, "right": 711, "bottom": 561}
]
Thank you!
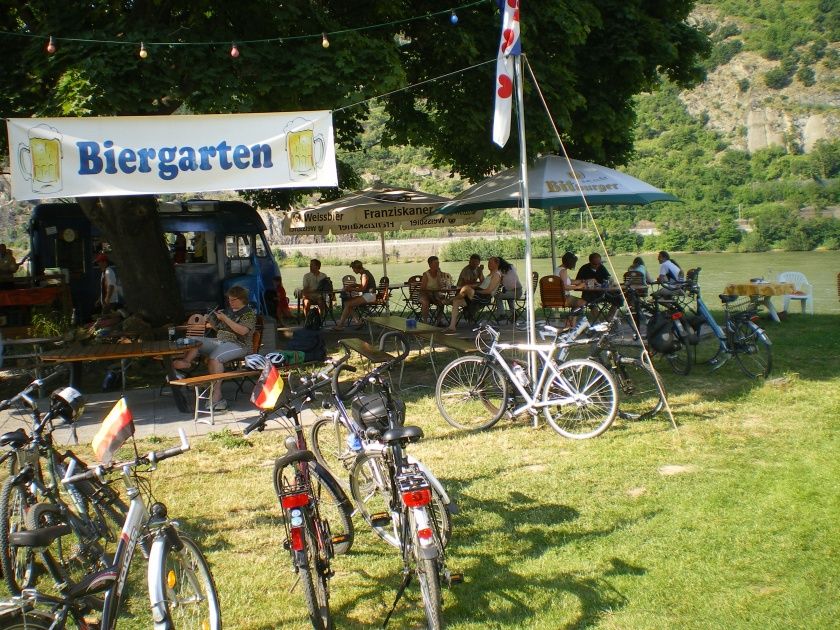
[
  {"left": 351, "top": 392, "right": 405, "bottom": 432},
  {"left": 647, "top": 311, "right": 677, "bottom": 353}
]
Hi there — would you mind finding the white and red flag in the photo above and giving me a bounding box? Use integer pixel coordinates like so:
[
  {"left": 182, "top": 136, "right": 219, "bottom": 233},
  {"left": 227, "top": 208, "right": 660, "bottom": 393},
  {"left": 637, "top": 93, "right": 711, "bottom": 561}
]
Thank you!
[{"left": 492, "top": 0, "right": 522, "bottom": 147}]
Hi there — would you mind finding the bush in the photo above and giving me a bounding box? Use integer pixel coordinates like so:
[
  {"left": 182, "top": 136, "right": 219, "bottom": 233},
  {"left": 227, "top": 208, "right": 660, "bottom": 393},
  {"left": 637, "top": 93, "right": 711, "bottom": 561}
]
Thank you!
[{"left": 764, "top": 66, "right": 792, "bottom": 89}]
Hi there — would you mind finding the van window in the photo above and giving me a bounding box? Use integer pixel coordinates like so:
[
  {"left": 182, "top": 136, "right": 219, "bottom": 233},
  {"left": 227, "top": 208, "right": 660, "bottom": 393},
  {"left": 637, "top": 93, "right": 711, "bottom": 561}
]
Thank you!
[
  {"left": 164, "top": 231, "right": 209, "bottom": 264},
  {"left": 225, "top": 235, "right": 251, "bottom": 259},
  {"left": 255, "top": 235, "right": 268, "bottom": 258}
]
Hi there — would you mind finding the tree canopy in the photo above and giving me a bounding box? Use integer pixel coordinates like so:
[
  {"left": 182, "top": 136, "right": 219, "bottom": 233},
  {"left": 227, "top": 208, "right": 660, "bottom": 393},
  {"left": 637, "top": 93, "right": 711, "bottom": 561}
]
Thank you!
[
  {"left": 0, "top": 1, "right": 710, "bottom": 323},
  {"left": 1, "top": 0, "right": 710, "bottom": 188}
]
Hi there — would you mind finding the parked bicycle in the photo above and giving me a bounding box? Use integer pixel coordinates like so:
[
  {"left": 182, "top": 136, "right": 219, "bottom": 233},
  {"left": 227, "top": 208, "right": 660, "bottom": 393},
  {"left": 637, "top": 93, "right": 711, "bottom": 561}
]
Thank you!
[
  {"left": 683, "top": 268, "right": 772, "bottom": 378},
  {"left": 307, "top": 335, "right": 455, "bottom": 551},
  {"left": 435, "top": 320, "right": 619, "bottom": 439},
  {"left": 350, "top": 424, "right": 459, "bottom": 629},
  {"left": 0, "top": 429, "right": 220, "bottom": 630},
  {"left": 0, "top": 373, "right": 128, "bottom": 597},
  {"left": 243, "top": 365, "right": 362, "bottom": 630}
]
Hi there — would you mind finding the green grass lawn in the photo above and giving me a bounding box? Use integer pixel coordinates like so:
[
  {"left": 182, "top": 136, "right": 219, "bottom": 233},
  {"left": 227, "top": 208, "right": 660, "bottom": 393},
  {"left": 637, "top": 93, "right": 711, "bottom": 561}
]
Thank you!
[{"left": 10, "top": 309, "right": 836, "bottom": 629}]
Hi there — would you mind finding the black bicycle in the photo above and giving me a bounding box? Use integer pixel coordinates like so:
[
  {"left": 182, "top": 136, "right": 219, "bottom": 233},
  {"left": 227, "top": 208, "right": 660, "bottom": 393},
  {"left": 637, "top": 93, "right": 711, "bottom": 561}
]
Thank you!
[{"left": 0, "top": 373, "right": 127, "bottom": 597}]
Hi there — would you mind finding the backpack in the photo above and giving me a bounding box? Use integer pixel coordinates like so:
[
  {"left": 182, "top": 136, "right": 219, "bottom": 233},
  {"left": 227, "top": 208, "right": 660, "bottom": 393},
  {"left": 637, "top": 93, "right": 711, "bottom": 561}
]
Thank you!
[
  {"left": 304, "top": 307, "right": 323, "bottom": 331},
  {"left": 287, "top": 327, "right": 327, "bottom": 362}
]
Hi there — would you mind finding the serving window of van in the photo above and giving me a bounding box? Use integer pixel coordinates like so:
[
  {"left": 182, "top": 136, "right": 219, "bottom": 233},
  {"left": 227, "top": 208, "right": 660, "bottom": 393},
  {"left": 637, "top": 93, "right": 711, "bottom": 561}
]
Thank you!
[{"left": 165, "top": 231, "right": 211, "bottom": 264}]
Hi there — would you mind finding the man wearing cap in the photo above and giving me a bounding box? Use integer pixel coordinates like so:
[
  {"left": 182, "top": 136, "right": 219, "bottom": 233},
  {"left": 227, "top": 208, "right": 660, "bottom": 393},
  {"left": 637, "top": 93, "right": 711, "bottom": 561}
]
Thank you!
[{"left": 94, "top": 253, "right": 122, "bottom": 313}]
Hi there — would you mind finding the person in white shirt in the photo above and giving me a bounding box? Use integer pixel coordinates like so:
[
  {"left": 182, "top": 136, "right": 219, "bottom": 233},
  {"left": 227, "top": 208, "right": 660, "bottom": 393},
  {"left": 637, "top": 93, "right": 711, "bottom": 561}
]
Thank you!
[
  {"left": 94, "top": 253, "right": 122, "bottom": 314},
  {"left": 495, "top": 257, "right": 522, "bottom": 320},
  {"left": 657, "top": 251, "right": 682, "bottom": 284}
]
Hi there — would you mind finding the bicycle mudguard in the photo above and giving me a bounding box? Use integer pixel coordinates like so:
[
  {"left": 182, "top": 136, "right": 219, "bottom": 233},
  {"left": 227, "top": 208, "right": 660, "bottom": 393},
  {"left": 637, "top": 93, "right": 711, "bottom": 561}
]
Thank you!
[
  {"left": 148, "top": 533, "right": 175, "bottom": 630},
  {"left": 407, "top": 455, "right": 456, "bottom": 514}
]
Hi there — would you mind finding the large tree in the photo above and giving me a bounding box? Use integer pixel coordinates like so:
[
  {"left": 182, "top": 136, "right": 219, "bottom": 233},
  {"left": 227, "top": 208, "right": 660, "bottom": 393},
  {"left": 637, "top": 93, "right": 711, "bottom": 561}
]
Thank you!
[{"left": 0, "top": 0, "right": 709, "bottom": 324}]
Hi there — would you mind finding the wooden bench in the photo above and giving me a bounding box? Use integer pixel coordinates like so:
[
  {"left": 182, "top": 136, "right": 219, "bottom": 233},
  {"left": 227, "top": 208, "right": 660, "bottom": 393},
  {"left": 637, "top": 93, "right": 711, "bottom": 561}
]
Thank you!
[
  {"left": 339, "top": 338, "right": 395, "bottom": 364},
  {"left": 170, "top": 370, "right": 260, "bottom": 426}
]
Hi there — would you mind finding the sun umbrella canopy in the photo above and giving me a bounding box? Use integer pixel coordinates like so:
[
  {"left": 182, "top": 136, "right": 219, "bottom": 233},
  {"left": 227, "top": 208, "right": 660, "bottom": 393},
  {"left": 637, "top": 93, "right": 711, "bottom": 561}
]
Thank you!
[
  {"left": 434, "top": 155, "right": 679, "bottom": 214},
  {"left": 282, "top": 187, "right": 482, "bottom": 236}
]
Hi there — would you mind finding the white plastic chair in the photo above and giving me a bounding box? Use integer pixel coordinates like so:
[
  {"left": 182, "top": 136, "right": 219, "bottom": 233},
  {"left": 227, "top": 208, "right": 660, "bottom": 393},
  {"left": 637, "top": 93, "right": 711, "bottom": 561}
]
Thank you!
[{"left": 777, "top": 271, "right": 814, "bottom": 315}]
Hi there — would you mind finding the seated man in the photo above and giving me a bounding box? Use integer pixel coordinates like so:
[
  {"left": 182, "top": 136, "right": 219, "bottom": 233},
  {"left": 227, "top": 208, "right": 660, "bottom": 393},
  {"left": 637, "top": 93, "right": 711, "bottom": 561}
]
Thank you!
[
  {"left": 575, "top": 252, "right": 621, "bottom": 315},
  {"left": 297, "top": 258, "right": 330, "bottom": 316},
  {"left": 173, "top": 285, "right": 256, "bottom": 411},
  {"left": 457, "top": 254, "right": 484, "bottom": 288},
  {"left": 445, "top": 256, "right": 502, "bottom": 332},
  {"left": 334, "top": 260, "right": 377, "bottom": 331}
]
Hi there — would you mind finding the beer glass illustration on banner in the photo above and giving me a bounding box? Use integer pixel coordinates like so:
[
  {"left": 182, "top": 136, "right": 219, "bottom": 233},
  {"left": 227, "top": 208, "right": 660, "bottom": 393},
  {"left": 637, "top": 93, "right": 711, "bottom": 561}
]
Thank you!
[
  {"left": 18, "top": 124, "right": 64, "bottom": 194},
  {"left": 284, "top": 117, "right": 326, "bottom": 181}
]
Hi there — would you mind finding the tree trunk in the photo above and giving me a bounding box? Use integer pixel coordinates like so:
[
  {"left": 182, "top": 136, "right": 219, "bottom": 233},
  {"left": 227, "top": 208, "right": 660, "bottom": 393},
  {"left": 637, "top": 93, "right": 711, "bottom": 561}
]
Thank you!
[{"left": 77, "top": 196, "right": 184, "bottom": 326}]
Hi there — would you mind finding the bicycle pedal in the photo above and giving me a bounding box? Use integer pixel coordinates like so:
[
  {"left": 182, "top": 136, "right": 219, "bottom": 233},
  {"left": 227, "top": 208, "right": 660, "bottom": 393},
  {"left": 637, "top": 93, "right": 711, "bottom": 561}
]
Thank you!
[
  {"left": 446, "top": 571, "right": 464, "bottom": 586},
  {"left": 331, "top": 534, "right": 350, "bottom": 545},
  {"left": 369, "top": 512, "right": 391, "bottom": 527}
]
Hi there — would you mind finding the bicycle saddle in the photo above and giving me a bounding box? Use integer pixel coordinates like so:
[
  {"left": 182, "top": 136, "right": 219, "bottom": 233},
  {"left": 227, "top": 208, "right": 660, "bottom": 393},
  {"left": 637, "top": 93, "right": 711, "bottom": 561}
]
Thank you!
[
  {"left": 719, "top": 294, "right": 740, "bottom": 303},
  {"left": 9, "top": 523, "right": 72, "bottom": 548},
  {"left": 381, "top": 425, "right": 423, "bottom": 444},
  {"left": 0, "top": 428, "right": 28, "bottom": 448}
]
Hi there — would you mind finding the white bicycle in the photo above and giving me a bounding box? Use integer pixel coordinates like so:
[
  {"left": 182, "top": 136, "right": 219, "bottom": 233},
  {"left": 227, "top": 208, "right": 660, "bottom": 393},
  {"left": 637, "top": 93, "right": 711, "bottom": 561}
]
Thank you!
[{"left": 0, "top": 429, "right": 221, "bottom": 630}]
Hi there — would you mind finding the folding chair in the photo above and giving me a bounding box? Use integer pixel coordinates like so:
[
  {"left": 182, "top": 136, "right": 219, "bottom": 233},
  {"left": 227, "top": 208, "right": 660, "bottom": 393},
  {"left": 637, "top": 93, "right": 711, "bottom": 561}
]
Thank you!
[
  {"left": 539, "top": 275, "right": 570, "bottom": 324},
  {"left": 406, "top": 275, "right": 424, "bottom": 319},
  {"left": 512, "top": 271, "right": 539, "bottom": 325},
  {"left": 356, "top": 276, "right": 391, "bottom": 319},
  {"left": 464, "top": 285, "right": 502, "bottom": 326}
]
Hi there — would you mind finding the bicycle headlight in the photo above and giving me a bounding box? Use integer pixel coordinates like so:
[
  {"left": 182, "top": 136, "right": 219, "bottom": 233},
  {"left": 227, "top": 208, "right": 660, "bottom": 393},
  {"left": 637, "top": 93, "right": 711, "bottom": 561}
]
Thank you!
[{"left": 50, "top": 387, "right": 85, "bottom": 424}]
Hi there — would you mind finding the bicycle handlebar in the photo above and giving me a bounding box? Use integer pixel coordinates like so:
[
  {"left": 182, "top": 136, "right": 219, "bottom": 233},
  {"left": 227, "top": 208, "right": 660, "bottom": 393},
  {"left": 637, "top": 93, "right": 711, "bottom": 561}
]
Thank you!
[
  {"left": 0, "top": 366, "right": 68, "bottom": 412},
  {"left": 61, "top": 429, "right": 190, "bottom": 484}
]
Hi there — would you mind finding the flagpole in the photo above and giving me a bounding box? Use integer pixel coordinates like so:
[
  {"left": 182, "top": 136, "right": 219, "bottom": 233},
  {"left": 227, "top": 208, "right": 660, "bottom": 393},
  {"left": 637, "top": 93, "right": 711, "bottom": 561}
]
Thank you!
[{"left": 513, "top": 55, "right": 536, "bottom": 373}]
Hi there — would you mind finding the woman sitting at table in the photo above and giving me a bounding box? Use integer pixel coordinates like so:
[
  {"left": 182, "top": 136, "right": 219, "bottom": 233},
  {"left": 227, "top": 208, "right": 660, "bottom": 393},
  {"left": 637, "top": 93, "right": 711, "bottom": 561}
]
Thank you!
[
  {"left": 172, "top": 285, "right": 256, "bottom": 411},
  {"left": 495, "top": 257, "right": 522, "bottom": 322},
  {"left": 556, "top": 251, "right": 587, "bottom": 310},
  {"left": 419, "top": 255, "right": 453, "bottom": 326},
  {"left": 444, "top": 256, "right": 502, "bottom": 333},
  {"left": 334, "top": 260, "right": 377, "bottom": 331}
]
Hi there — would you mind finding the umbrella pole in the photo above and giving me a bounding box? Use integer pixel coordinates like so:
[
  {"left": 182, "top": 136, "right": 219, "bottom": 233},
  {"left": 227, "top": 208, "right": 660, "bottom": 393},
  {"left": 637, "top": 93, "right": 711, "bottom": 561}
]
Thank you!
[
  {"left": 514, "top": 56, "right": 537, "bottom": 380},
  {"left": 379, "top": 231, "right": 388, "bottom": 278},
  {"left": 549, "top": 207, "right": 557, "bottom": 273}
]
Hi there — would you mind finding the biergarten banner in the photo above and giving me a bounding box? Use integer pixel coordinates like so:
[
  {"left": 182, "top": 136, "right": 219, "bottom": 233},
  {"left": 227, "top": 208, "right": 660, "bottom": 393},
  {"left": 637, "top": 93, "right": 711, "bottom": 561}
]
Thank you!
[{"left": 6, "top": 111, "right": 338, "bottom": 200}]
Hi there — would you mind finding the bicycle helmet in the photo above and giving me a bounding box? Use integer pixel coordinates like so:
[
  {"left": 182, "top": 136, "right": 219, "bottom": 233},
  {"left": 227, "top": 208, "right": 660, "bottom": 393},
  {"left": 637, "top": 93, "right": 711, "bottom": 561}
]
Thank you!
[
  {"left": 243, "top": 354, "right": 267, "bottom": 370},
  {"left": 50, "top": 387, "right": 85, "bottom": 424},
  {"left": 264, "top": 352, "right": 287, "bottom": 367}
]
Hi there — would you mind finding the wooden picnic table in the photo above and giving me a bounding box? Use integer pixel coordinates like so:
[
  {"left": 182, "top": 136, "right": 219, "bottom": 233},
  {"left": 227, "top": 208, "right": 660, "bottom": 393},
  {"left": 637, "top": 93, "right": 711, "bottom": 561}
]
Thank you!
[
  {"left": 722, "top": 281, "right": 795, "bottom": 323},
  {"left": 41, "top": 339, "right": 201, "bottom": 412},
  {"left": 365, "top": 315, "right": 443, "bottom": 376}
]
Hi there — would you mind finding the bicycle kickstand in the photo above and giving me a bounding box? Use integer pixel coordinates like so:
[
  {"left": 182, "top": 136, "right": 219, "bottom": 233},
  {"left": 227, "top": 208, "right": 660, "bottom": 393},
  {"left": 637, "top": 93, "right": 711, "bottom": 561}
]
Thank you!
[{"left": 382, "top": 570, "right": 413, "bottom": 629}]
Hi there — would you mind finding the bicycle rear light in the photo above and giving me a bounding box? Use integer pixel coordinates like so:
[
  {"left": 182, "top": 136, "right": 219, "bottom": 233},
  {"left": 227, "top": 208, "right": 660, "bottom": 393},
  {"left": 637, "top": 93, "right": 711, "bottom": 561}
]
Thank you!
[
  {"left": 670, "top": 311, "right": 683, "bottom": 320},
  {"left": 417, "top": 527, "right": 434, "bottom": 541},
  {"left": 401, "top": 487, "right": 432, "bottom": 507},
  {"left": 289, "top": 526, "right": 304, "bottom": 551},
  {"left": 281, "top": 492, "right": 309, "bottom": 509}
]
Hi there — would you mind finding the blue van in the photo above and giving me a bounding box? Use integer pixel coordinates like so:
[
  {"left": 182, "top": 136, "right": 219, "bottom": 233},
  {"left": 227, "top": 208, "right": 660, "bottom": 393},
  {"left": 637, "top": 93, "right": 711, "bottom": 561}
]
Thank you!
[{"left": 28, "top": 199, "right": 280, "bottom": 322}]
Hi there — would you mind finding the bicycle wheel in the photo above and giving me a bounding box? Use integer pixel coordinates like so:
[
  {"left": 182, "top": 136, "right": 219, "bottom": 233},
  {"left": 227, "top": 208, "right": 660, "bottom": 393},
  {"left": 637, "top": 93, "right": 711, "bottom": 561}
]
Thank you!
[
  {"left": 274, "top": 461, "right": 354, "bottom": 556},
  {"left": 0, "top": 478, "right": 36, "bottom": 595},
  {"left": 416, "top": 556, "right": 443, "bottom": 630},
  {"left": 156, "top": 534, "right": 222, "bottom": 630},
  {"left": 542, "top": 359, "right": 618, "bottom": 439},
  {"left": 614, "top": 356, "right": 665, "bottom": 421},
  {"left": 435, "top": 356, "right": 508, "bottom": 431},
  {"left": 349, "top": 453, "right": 451, "bottom": 549},
  {"left": 0, "top": 611, "right": 54, "bottom": 629},
  {"left": 664, "top": 332, "right": 695, "bottom": 375},
  {"left": 310, "top": 418, "right": 354, "bottom": 488},
  {"left": 733, "top": 320, "right": 772, "bottom": 378},
  {"left": 299, "top": 511, "right": 333, "bottom": 630},
  {"left": 690, "top": 318, "right": 724, "bottom": 366}
]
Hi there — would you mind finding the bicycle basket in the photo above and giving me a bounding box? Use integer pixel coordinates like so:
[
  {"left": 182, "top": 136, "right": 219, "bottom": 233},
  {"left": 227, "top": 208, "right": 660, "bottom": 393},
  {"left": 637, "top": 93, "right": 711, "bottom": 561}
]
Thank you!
[
  {"left": 351, "top": 392, "right": 405, "bottom": 431},
  {"left": 724, "top": 297, "right": 757, "bottom": 316}
]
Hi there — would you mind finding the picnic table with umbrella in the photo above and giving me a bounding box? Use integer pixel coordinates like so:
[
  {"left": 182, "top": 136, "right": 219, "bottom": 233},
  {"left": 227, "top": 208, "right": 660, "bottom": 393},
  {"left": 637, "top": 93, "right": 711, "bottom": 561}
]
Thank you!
[
  {"left": 281, "top": 187, "right": 484, "bottom": 278},
  {"left": 432, "top": 155, "right": 679, "bottom": 271}
]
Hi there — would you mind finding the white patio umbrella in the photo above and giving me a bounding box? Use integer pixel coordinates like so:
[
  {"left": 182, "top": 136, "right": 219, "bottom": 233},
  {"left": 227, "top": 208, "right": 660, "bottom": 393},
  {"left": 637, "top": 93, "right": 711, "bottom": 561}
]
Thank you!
[
  {"left": 434, "top": 155, "right": 679, "bottom": 270},
  {"left": 281, "top": 187, "right": 484, "bottom": 277}
]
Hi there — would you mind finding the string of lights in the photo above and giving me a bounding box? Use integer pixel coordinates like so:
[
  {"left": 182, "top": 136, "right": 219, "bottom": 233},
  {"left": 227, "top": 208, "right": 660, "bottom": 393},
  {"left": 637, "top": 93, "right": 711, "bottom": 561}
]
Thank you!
[{"left": 0, "top": 0, "right": 488, "bottom": 58}]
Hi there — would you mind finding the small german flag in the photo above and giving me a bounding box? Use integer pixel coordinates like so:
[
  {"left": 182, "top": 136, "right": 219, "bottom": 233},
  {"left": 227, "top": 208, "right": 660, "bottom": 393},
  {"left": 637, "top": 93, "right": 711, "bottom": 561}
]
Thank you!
[
  {"left": 91, "top": 398, "right": 135, "bottom": 464},
  {"left": 251, "top": 364, "right": 284, "bottom": 410}
]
